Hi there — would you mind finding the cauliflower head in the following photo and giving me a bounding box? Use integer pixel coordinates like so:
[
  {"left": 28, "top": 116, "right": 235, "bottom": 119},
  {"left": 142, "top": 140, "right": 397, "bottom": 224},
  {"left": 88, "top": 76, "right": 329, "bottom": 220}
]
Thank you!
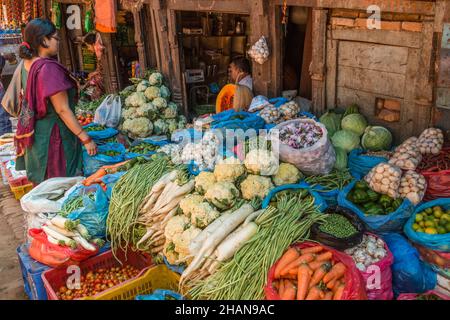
[
  {"left": 163, "top": 103, "right": 178, "bottom": 119},
  {"left": 153, "top": 97, "right": 168, "bottom": 110},
  {"left": 172, "top": 226, "right": 201, "bottom": 255},
  {"left": 149, "top": 72, "right": 163, "bottom": 86},
  {"left": 136, "top": 80, "right": 150, "bottom": 92},
  {"left": 205, "top": 181, "right": 240, "bottom": 210},
  {"left": 127, "top": 92, "right": 147, "bottom": 107},
  {"left": 135, "top": 102, "right": 157, "bottom": 119},
  {"left": 122, "top": 107, "right": 138, "bottom": 120},
  {"left": 178, "top": 115, "right": 187, "bottom": 129},
  {"left": 272, "top": 163, "right": 303, "bottom": 186},
  {"left": 214, "top": 157, "right": 245, "bottom": 183},
  {"left": 160, "top": 85, "right": 171, "bottom": 100},
  {"left": 144, "top": 86, "right": 161, "bottom": 101},
  {"left": 179, "top": 194, "right": 204, "bottom": 217},
  {"left": 244, "top": 149, "right": 279, "bottom": 176},
  {"left": 164, "top": 215, "right": 190, "bottom": 240},
  {"left": 166, "top": 118, "right": 178, "bottom": 134},
  {"left": 195, "top": 172, "right": 217, "bottom": 194},
  {"left": 190, "top": 202, "right": 220, "bottom": 228},
  {"left": 123, "top": 117, "right": 153, "bottom": 138},
  {"left": 163, "top": 241, "right": 179, "bottom": 265},
  {"left": 240, "top": 175, "right": 274, "bottom": 200},
  {"left": 153, "top": 118, "right": 169, "bottom": 135}
]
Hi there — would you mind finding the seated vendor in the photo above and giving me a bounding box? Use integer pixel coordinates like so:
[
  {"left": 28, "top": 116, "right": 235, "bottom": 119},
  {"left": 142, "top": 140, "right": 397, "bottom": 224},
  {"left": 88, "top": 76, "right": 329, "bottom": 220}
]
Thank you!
[
  {"left": 229, "top": 57, "right": 253, "bottom": 91},
  {"left": 233, "top": 84, "right": 253, "bottom": 112}
]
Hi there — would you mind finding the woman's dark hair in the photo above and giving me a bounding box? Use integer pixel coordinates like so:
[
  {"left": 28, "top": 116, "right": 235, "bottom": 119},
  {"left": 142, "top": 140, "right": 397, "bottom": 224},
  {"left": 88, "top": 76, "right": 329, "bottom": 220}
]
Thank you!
[
  {"left": 0, "top": 55, "right": 5, "bottom": 73},
  {"left": 231, "top": 57, "right": 251, "bottom": 74},
  {"left": 19, "top": 18, "right": 57, "bottom": 60}
]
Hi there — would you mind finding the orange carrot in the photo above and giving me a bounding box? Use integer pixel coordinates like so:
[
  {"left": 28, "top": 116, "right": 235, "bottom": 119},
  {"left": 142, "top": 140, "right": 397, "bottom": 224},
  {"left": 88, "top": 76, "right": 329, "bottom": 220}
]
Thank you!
[
  {"left": 281, "top": 281, "right": 296, "bottom": 300},
  {"left": 323, "top": 291, "right": 334, "bottom": 300},
  {"left": 274, "top": 247, "right": 300, "bottom": 279},
  {"left": 278, "top": 279, "right": 286, "bottom": 298},
  {"left": 281, "top": 274, "right": 297, "bottom": 280},
  {"left": 280, "top": 253, "right": 315, "bottom": 276},
  {"left": 296, "top": 264, "right": 312, "bottom": 300},
  {"left": 331, "top": 280, "right": 342, "bottom": 293},
  {"left": 333, "top": 284, "right": 345, "bottom": 300},
  {"left": 323, "top": 262, "right": 346, "bottom": 283},
  {"left": 305, "top": 285, "right": 325, "bottom": 300},
  {"left": 326, "top": 278, "right": 337, "bottom": 290},
  {"left": 309, "top": 262, "right": 332, "bottom": 288},
  {"left": 300, "top": 246, "right": 324, "bottom": 255},
  {"left": 272, "top": 280, "right": 280, "bottom": 290},
  {"left": 309, "top": 260, "right": 330, "bottom": 271},
  {"left": 315, "top": 251, "right": 333, "bottom": 262}
]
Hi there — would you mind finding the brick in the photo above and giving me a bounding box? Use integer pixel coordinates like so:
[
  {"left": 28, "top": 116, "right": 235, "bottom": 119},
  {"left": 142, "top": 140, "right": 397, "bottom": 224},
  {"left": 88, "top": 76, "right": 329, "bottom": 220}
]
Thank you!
[
  {"left": 354, "top": 18, "right": 369, "bottom": 29},
  {"left": 384, "top": 100, "right": 401, "bottom": 112},
  {"left": 381, "top": 21, "right": 401, "bottom": 31},
  {"left": 391, "top": 13, "right": 421, "bottom": 22},
  {"left": 331, "top": 9, "right": 360, "bottom": 19},
  {"left": 378, "top": 109, "right": 400, "bottom": 122},
  {"left": 402, "top": 22, "right": 423, "bottom": 32},
  {"left": 331, "top": 17, "right": 355, "bottom": 28}
]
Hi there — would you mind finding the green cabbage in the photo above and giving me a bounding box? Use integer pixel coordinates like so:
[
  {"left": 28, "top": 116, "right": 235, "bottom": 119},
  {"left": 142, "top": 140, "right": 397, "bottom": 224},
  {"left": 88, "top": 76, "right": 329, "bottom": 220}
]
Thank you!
[
  {"left": 361, "top": 126, "right": 393, "bottom": 151},
  {"left": 333, "top": 147, "right": 348, "bottom": 170},
  {"left": 319, "top": 110, "right": 342, "bottom": 137},
  {"left": 331, "top": 130, "right": 360, "bottom": 153},
  {"left": 343, "top": 103, "right": 359, "bottom": 117},
  {"left": 341, "top": 113, "right": 367, "bottom": 136}
]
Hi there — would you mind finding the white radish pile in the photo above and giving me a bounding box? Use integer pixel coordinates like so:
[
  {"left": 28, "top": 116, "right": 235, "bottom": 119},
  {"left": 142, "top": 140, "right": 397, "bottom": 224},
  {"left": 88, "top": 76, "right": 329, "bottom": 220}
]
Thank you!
[
  {"left": 388, "top": 137, "right": 422, "bottom": 170},
  {"left": 136, "top": 170, "right": 195, "bottom": 254},
  {"left": 248, "top": 36, "right": 269, "bottom": 65},
  {"left": 399, "top": 170, "right": 427, "bottom": 205},
  {"left": 417, "top": 128, "right": 444, "bottom": 155},
  {"left": 365, "top": 163, "right": 402, "bottom": 198}
]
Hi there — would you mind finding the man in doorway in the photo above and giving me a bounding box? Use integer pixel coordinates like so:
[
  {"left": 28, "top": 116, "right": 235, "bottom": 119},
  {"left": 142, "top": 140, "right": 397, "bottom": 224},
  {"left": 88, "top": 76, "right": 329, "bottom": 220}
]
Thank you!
[{"left": 228, "top": 56, "right": 253, "bottom": 91}]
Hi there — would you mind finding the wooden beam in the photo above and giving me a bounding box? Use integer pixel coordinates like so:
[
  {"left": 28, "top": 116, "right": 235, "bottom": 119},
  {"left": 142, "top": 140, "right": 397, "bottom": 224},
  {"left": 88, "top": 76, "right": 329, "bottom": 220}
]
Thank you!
[
  {"left": 273, "top": 0, "right": 435, "bottom": 15},
  {"left": 55, "top": 0, "right": 85, "bottom": 4},
  {"left": 133, "top": 9, "right": 148, "bottom": 69},
  {"left": 329, "top": 28, "right": 422, "bottom": 48},
  {"left": 311, "top": 8, "right": 327, "bottom": 115},
  {"left": 149, "top": 7, "right": 162, "bottom": 70},
  {"left": 162, "top": 0, "right": 250, "bottom": 14},
  {"left": 325, "top": 38, "right": 338, "bottom": 108},
  {"left": 270, "top": 4, "right": 283, "bottom": 96}
]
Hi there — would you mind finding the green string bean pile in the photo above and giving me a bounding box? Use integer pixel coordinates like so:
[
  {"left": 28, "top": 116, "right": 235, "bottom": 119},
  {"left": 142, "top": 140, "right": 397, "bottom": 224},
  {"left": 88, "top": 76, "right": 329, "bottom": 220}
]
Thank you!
[{"left": 304, "top": 168, "right": 353, "bottom": 192}]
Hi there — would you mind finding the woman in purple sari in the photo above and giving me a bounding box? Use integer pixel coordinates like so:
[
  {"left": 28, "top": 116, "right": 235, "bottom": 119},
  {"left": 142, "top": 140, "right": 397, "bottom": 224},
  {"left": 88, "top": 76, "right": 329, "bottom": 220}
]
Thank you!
[{"left": 15, "top": 19, "right": 97, "bottom": 184}]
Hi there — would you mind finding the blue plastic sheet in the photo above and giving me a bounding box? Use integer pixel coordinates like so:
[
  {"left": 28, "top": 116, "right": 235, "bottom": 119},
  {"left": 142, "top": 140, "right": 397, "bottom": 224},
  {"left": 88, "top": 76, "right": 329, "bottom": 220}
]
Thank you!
[
  {"left": 101, "top": 172, "right": 127, "bottom": 199},
  {"left": 163, "top": 256, "right": 186, "bottom": 275},
  {"left": 125, "top": 138, "right": 169, "bottom": 160},
  {"left": 348, "top": 149, "right": 388, "bottom": 179},
  {"left": 82, "top": 123, "right": 119, "bottom": 141},
  {"left": 136, "top": 289, "right": 184, "bottom": 300},
  {"left": 82, "top": 143, "right": 126, "bottom": 176},
  {"left": 65, "top": 184, "right": 109, "bottom": 238},
  {"left": 337, "top": 180, "right": 415, "bottom": 232},
  {"left": 404, "top": 198, "right": 450, "bottom": 252},
  {"left": 262, "top": 182, "right": 328, "bottom": 212},
  {"left": 381, "top": 233, "right": 437, "bottom": 296},
  {"left": 211, "top": 110, "right": 265, "bottom": 132}
]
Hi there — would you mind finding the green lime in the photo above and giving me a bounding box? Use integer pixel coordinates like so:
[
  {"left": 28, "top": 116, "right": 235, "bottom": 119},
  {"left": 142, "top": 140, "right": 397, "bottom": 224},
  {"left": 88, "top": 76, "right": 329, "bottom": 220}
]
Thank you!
[
  {"left": 415, "top": 214, "right": 424, "bottom": 222},
  {"left": 425, "top": 221, "right": 435, "bottom": 228},
  {"left": 412, "top": 223, "right": 420, "bottom": 231},
  {"left": 441, "top": 214, "right": 450, "bottom": 222},
  {"left": 419, "top": 221, "right": 425, "bottom": 227},
  {"left": 425, "top": 208, "right": 433, "bottom": 214},
  {"left": 437, "top": 227, "right": 447, "bottom": 235},
  {"left": 425, "top": 227, "right": 438, "bottom": 235},
  {"left": 417, "top": 228, "right": 425, "bottom": 233},
  {"left": 446, "top": 223, "right": 450, "bottom": 233},
  {"left": 433, "top": 206, "right": 441, "bottom": 212},
  {"left": 434, "top": 211, "right": 443, "bottom": 218}
]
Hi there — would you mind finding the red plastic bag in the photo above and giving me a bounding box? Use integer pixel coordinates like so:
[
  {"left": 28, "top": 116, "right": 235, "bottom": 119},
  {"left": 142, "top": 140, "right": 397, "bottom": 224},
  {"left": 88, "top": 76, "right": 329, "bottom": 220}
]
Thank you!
[
  {"left": 357, "top": 233, "right": 394, "bottom": 300},
  {"left": 419, "top": 147, "right": 450, "bottom": 201},
  {"left": 265, "top": 241, "right": 367, "bottom": 300},
  {"left": 414, "top": 243, "right": 450, "bottom": 269},
  {"left": 28, "top": 229, "right": 99, "bottom": 268},
  {"left": 397, "top": 290, "right": 450, "bottom": 300}
]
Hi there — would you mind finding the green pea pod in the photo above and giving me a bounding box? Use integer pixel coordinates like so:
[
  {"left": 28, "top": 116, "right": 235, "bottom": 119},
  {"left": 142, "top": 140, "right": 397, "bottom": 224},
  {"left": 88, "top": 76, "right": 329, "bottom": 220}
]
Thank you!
[{"left": 85, "top": 10, "right": 94, "bottom": 33}]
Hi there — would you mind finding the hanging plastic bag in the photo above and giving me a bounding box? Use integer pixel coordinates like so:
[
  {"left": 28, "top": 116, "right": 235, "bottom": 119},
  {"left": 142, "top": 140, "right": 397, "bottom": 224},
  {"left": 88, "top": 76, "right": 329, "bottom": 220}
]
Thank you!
[
  {"left": 51, "top": 2, "right": 62, "bottom": 29},
  {"left": 248, "top": 36, "right": 269, "bottom": 65},
  {"left": 82, "top": 123, "right": 119, "bottom": 141},
  {"left": 265, "top": 241, "right": 367, "bottom": 300},
  {"left": 337, "top": 180, "right": 414, "bottom": 233},
  {"left": 28, "top": 229, "right": 99, "bottom": 268},
  {"left": 248, "top": 95, "right": 270, "bottom": 113},
  {"left": 20, "top": 177, "right": 84, "bottom": 214},
  {"left": 348, "top": 149, "right": 389, "bottom": 179},
  {"left": 82, "top": 143, "right": 126, "bottom": 177},
  {"left": 94, "top": 95, "right": 122, "bottom": 128},
  {"left": 84, "top": 9, "right": 94, "bottom": 33},
  {"left": 64, "top": 184, "right": 109, "bottom": 238},
  {"left": 404, "top": 198, "right": 450, "bottom": 252},
  {"left": 136, "top": 289, "right": 184, "bottom": 300},
  {"left": 397, "top": 290, "right": 449, "bottom": 300},
  {"left": 381, "top": 233, "right": 437, "bottom": 296},
  {"left": 271, "top": 119, "right": 336, "bottom": 175}
]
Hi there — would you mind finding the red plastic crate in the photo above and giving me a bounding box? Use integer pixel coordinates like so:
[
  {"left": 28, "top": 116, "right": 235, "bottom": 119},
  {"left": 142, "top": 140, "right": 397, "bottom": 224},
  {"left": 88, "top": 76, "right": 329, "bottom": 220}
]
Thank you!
[
  {"left": 41, "top": 248, "right": 153, "bottom": 300},
  {"left": 1, "top": 161, "right": 31, "bottom": 187}
]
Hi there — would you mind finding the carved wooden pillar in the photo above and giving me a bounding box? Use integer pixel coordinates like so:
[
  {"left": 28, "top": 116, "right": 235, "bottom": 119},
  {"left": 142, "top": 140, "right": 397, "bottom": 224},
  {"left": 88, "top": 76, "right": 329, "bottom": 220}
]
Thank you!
[
  {"left": 133, "top": 9, "right": 147, "bottom": 68},
  {"left": 100, "top": 33, "right": 120, "bottom": 93}
]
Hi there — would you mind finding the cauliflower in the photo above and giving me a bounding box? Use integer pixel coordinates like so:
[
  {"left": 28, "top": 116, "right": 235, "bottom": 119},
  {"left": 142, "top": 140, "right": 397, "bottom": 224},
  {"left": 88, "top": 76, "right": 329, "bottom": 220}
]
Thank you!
[
  {"left": 272, "top": 163, "right": 303, "bottom": 186},
  {"left": 178, "top": 115, "right": 187, "bottom": 129},
  {"left": 144, "top": 86, "right": 161, "bottom": 101},
  {"left": 164, "top": 215, "right": 190, "bottom": 240},
  {"left": 135, "top": 102, "right": 157, "bottom": 119},
  {"left": 123, "top": 117, "right": 153, "bottom": 138},
  {"left": 190, "top": 202, "right": 220, "bottom": 228},
  {"left": 205, "top": 181, "right": 240, "bottom": 210},
  {"left": 179, "top": 194, "right": 204, "bottom": 217},
  {"left": 244, "top": 149, "right": 279, "bottom": 176},
  {"left": 149, "top": 72, "right": 163, "bottom": 86},
  {"left": 160, "top": 85, "right": 171, "bottom": 100},
  {"left": 166, "top": 118, "right": 178, "bottom": 134},
  {"left": 163, "top": 103, "right": 178, "bottom": 119},
  {"left": 153, "top": 97, "right": 168, "bottom": 110},
  {"left": 163, "top": 241, "right": 179, "bottom": 265},
  {"left": 173, "top": 226, "right": 201, "bottom": 255},
  {"left": 122, "top": 107, "right": 138, "bottom": 120},
  {"left": 124, "top": 95, "right": 134, "bottom": 108},
  {"left": 214, "top": 157, "right": 245, "bottom": 183},
  {"left": 127, "top": 92, "right": 147, "bottom": 107},
  {"left": 240, "top": 175, "right": 274, "bottom": 200},
  {"left": 136, "top": 80, "right": 150, "bottom": 92},
  {"left": 195, "top": 172, "right": 217, "bottom": 194},
  {"left": 153, "top": 118, "right": 169, "bottom": 135}
]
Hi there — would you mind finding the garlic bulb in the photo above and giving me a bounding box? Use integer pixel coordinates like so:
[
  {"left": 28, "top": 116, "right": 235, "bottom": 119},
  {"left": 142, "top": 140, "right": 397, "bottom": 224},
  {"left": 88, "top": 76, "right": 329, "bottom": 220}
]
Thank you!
[
  {"left": 389, "top": 138, "right": 422, "bottom": 170},
  {"left": 248, "top": 36, "right": 270, "bottom": 65},
  {"left": 365, "top": 163, "right": 402, "bottom": 198},
  {"left": 347, "top": 234, "right": 388, "bottom": 271},
  {"left": 399, "top": 170, "right": 426, "bottom": 205},
  {"left": 259, "top": 105, "right": 280, "bottom": 124},
  {"left": 279, "top": 101, "right": 300, "bottom": 120},
  {"left": 417, "top": 128, "right": 444, "bottom": 155}
]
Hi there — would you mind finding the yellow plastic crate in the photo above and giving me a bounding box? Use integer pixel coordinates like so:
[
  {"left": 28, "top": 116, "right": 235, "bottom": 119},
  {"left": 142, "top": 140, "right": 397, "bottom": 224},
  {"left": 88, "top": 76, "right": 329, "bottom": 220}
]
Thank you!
[
  {"left": 86, "top": 264, "right": 180, "bottom": 300},
  {"left": 11, "top": 183, "right": 33, "bottom": 200}
]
